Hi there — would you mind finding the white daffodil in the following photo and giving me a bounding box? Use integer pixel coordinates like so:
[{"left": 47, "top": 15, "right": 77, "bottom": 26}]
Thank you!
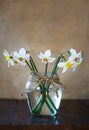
[
  {"left": 57, "top": 61, "right": 72, "bottom": 73},
  {"left": 3, "top": 50, "right": 11, "bottom": 61},
  {"left": 14, "top": 48, "right": 30, "bottom": 65},
  {"left": 69, "top": 48, "right": 83, "bottom": 71},
  {"left": 38, "top": 50, "right": 55, "bottom": 64},
  {"left": 3, "top": 50, "right": 18, "bottom": 67}
]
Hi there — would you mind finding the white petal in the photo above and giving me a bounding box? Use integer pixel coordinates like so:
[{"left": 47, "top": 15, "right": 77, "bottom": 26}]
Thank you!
[
  {"left": 8, "top": 60, "right": 14, "bottom": 67},
  {"left": 68, "top": 56, "right": 74, "bottom": 62},
  {"left": 80, "top": 58, "right": 83, "bottom": 63},
  {"left": 70, "top": 48, "right": 77, "bottom": 56},
  {"left": 72, "top": 65, "right": 77, "bottom": 71},
  {"left": 77, "top": 51, "right": 82, "bottom": 58},
  {"left": 57, "top": 62, "right": 65, "bottom": 68},
  {"left": 19, "top": 48, "right": 26, "bottom": 55},
  {"left": 44, "top": 50, "right": 51, "bottom": 57},
  {"left": 62, "top": 67, "right": 67, "bottom": 73},
  {"left": 25, "top": 54, "right": 30, "bottom": 60},
  {"left": 19, "top": 61, "right": 26, "bottom": 65},
  {"left": 48, "top": 57, "right": 55, "bottom": 63},
  {"left": 14, "top": 51, "right": 20, "bottom": 58},
  {"left": 3, "top": 52, "right": 6, "bottom": 57},
  {"left": 38, "top": 53, "right": 44, "bottom": 59},
  {"left": 3, "top": 50, "right": 9, "bottom": 57}
]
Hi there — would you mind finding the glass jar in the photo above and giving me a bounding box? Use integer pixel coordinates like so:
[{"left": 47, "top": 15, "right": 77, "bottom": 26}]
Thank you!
[{"left": 24, "top": 72, "right": 62, "bottom": 116}]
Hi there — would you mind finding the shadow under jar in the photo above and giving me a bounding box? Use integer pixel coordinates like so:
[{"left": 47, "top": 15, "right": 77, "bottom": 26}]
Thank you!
[{"left": 25, "top": 72, "right": 62, "bottom": 116}]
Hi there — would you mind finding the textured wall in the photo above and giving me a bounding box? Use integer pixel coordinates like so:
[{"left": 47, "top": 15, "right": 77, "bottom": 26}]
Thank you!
[{"left": 0, "top": 0, "right": 89, "bottom": 99}]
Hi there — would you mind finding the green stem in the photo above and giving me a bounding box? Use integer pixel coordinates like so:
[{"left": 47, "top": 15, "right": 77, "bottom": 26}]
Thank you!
[
  {"left": 32, "top": 95, "right": 43, "bottom": 114},
  {"left": 51, "top": 56, "right": 61, "bottom": 76},
  {"left": 54, "top": 67, "right": 59, "bottom": 74},
  {"left": 30, "top": 58, "right": 36, "bottom": 72},
  {"left": 61, "top": 55, "right": 67, "bottom": 62},
  {"left": 25, "top": 60, "right": 32, "bottom": 71},
  {"left": 30, "top": 56, "right": 38, "bottom": 72},
  {"left": 67, "top": 50, "right": 71, "bottom": 56},
  {"left": 36, "top": 99, "right": 44, "bottom": 114},
  {"left": 31, "top": 83, "right": 45, "bottom": 114},
  {"left": 46, "top": 94, "right": 57, "bottom": 111},
  {"left": 31, "top": 91, "right": 57, "bottom": 115},
  {"left": 45, "top": 63, "right": 48, "bottom": 76},
  {"left": 45, "top": 99, "right": 54, "bottom": 114}
]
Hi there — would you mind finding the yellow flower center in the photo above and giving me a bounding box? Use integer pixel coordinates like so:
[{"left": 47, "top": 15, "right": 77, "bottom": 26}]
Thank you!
[
  {"left": 14, "top": 60, "right": 18, "bottom": 64},
  {"left": 65, "top": 62, "right": 72, "bottom": 68},
  {"left": 43, "top": 58, "right": 48, "bottom": 63},
  {"left": 5, "top": 55, "right": 10, "bottom": 61},
  {"left": 19, "top": 57, "right": 24, "bottom": 61}
]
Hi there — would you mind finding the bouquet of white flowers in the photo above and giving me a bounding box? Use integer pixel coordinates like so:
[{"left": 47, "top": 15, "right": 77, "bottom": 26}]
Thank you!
[
  {"left": 3, "top": 48, "right": 83, "bottom": 116},
  {"left": 3, "top": 48, "right": 83, "bottom": 73}
]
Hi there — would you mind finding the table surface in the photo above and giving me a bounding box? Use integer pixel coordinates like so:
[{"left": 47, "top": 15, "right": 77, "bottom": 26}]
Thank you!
[{"left": 0, "top": 99, "right": 89, "bottom": 129}]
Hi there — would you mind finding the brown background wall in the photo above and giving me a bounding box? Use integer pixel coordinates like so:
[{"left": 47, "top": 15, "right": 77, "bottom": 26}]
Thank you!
[{"left": 0, "top": 0, "right": 89, "bottom": 99}]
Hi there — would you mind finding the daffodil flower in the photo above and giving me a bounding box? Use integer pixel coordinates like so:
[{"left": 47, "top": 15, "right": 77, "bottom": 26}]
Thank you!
[
  {"left": 3, "top": 50, "right": 11, "bottom": 61},
  {"left": 3, "top": 50, "right": 18, "bottom": 67},
  {"left": 57, "top": 61, "right": 72, "bottom": 73},
  {"left": 38, "top": 50, "right": 55, "bottom": 64},
  {"left": 69, "top": 48, "right": 83, "bottom": 71},
  {"left": 58, "top": 49, "right": 83, "bottom": 73},
  {"left": 14, "top": 48, "right": 30, "bottom": 65}
]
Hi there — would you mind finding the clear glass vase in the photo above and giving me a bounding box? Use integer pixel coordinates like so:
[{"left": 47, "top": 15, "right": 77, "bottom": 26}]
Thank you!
[{"left": 24, "top": 72, "right": 62, "bottom": 116}]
